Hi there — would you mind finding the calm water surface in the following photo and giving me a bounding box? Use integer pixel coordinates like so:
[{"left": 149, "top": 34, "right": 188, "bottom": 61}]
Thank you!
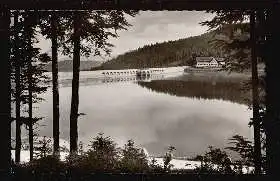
[{"left": 14, "top": 71, "right": 253, "bottom": 157}]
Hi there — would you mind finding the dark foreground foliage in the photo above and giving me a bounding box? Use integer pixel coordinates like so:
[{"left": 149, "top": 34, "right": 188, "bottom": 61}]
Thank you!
[{"left": 6, "top": 133, "right": 266, "bottom": 181}]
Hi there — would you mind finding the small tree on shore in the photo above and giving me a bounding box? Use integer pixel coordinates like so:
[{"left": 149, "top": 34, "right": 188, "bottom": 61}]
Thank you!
[
  {"left": 163, "top": 145, "right": 176, "bottom": 171},
  {"left": 193, "top": 146, "right": 233, "bottom": 174},
  {"left": 120, "top": 139, "right": 149, "bottom": 173}
]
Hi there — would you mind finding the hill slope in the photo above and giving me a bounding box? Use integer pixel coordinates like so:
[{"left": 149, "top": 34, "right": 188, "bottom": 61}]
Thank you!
[
  {"left": 44, "top": 60, "right": 102, "bottom": 72},
  {"left": 93, "top": 31, "right": 224, "bottom": 70}
]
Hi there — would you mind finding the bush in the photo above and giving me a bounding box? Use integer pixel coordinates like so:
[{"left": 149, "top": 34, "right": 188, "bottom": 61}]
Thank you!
[
  {"left": 193, "top": 146, "right": 234, "bottom": 174},
  {"left": 119, "top": 140, "right": 149, "bottom": 173}
]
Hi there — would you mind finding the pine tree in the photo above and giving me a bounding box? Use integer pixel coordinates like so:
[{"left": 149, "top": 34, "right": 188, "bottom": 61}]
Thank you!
[
  {"left": 226, "top": 135, "right": 254, "bottom": 173},
  {"left": 200, "top": 10, "right": 264, "bottom": 173},
  {"left": 39, "top": 10, "right": 68, "bottom": 158},
  {"left": 59, "top": 10, "right": 138, "bottom": 154},
  {"left": 12, "top": 11, "right": 21, "bottom": 164},
  {"left": 10, "top": 10, "right": 49, "bottom": 162}
]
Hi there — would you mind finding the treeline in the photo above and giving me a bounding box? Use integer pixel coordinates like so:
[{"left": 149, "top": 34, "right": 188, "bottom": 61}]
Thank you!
[{"left": 93, "top": 31, "right": 225, "bottom": 70}]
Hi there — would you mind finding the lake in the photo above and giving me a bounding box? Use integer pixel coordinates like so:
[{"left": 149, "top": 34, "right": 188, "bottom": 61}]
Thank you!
[{"left": 12, "top": 70, "right": 253, "bottom": 159}]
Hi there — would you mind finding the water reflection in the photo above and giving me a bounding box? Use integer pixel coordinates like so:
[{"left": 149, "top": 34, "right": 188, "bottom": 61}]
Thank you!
[{"left": 138, "top": 79, "right": 251, "bottom": 105}]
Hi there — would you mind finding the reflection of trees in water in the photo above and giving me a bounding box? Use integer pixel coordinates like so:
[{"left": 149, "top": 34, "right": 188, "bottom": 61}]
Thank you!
[{"left": 138, "top": 79, "right": 251, "bottom": 105}]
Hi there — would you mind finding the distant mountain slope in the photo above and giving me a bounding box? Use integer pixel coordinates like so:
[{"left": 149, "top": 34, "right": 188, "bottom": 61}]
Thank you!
[
  {"left": 92, "top": 31, "right": 224, "bottom": 70},
  {"left": 44, "top": 60, "right": 102, "bottom": 72}
]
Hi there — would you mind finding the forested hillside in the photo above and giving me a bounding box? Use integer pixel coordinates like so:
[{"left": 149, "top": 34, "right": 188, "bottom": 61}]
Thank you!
[{"left": 92, "top": 31, "right": 224, "bottom": 70}]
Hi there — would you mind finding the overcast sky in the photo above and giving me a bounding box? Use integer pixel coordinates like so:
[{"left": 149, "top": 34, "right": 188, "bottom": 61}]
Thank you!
[{"left": 38, "top": 11, "right": 214, "bottom": 61}]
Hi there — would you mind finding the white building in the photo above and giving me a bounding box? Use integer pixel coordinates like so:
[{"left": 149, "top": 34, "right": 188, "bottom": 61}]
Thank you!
[{"left": 195, "top": 57, "right": 225, "bottom": 68}]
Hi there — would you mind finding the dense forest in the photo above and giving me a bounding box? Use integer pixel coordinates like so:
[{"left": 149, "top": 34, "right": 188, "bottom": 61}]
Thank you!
[{"left": 91, "top": 31, "right": 225, "bottom": 70}]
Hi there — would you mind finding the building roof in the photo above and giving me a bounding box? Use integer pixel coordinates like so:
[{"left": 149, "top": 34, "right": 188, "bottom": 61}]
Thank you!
[
  {"left": 196, "top": 57, "right": 215, "bottom": 63},
  {"left": 196, "top": 57, "right": 225, "bottom": 63}
]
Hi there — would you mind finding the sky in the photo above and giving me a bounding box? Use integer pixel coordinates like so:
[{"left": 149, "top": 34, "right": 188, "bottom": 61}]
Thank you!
[{"left": 38, "top": 11, "right": 215, "bottom": 61}]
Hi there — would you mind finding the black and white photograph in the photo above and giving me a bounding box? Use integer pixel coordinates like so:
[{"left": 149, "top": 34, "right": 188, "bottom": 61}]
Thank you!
[{"left": 0, "top": 0, "right": 279, "bottom": 180}]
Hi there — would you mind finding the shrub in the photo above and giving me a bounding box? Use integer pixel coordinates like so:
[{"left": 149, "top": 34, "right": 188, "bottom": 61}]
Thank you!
[{"left": 119, "top": 140, "right": 149, "bottom": 173}]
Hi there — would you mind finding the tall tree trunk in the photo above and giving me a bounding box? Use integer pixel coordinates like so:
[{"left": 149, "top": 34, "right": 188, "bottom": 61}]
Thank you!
[
  {"left": 264, "top": 5, "right": 280, "bottom": 177},
  {"left": 250, "top": 11, "right": 262, "bottom": 174},
  {"left": 51, "top": 12, "right": 60, "bottom": 158},
  {"left": 28, "top": 53, "right": 33, "bottom": 162},
  {"left": 26, "top": 12, "right": 34, "bottom": 162},
  {"left": 14, "top": 11, "right": 21, "bottom": 164},
  {"left": 70, "top": 12, "right": 81, "bottom": 154},
  {"left": 0, "top": 8, "right": 11, "bottom": 174}
]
